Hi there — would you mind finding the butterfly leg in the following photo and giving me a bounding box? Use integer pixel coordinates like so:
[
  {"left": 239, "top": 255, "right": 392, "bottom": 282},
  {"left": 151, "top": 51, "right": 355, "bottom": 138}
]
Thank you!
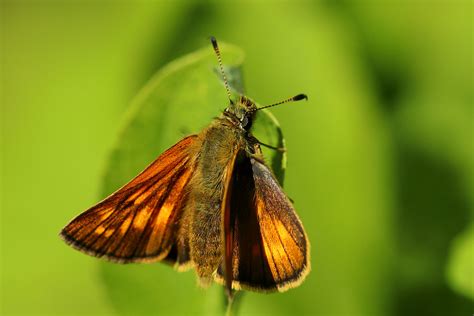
[
  {"left": 258, "top": 141, "right": 287, "bottom": 152},
  {"left": 248, "top": 135, "right": 286, "bottom": 152}
]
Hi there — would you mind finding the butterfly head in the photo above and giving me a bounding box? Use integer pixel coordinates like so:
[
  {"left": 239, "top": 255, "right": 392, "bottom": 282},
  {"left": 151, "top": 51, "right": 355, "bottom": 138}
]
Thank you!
[{"left": 224, "top": 96, "right": 257, "bottom": 130}]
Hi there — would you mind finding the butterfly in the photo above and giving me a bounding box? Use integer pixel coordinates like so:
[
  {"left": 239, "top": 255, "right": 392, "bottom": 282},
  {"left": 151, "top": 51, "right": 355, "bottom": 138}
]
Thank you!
[{"left": 60, "top": 37, "right": 310, "bottom": 297}]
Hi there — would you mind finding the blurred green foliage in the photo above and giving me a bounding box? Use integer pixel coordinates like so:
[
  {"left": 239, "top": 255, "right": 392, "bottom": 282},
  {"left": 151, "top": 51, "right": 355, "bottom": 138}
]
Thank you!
[{"left": 1, "top": 1, "right": 472, "bottom": 316}]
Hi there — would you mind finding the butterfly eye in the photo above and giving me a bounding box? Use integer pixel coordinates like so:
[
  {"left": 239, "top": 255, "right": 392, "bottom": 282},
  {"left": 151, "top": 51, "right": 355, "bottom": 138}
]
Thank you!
[{"left": 241, "top": 116, "right": 249, "bottom": 128}]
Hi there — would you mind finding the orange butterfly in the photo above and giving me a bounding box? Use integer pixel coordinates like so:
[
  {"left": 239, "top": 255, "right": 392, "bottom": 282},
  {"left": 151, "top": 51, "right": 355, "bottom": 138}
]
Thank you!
[{"left": 61, "top": 37, "right": 310, "bottom": 296}]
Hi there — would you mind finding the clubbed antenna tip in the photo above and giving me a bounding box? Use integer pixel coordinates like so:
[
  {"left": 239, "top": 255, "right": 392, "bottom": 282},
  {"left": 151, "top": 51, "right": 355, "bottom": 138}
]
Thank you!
[
  {"left": 293, "top": 94, "right": 308, "bottom": 101},
  {"left": 210, "top": 36, "right": 218, "bottom": 49}
]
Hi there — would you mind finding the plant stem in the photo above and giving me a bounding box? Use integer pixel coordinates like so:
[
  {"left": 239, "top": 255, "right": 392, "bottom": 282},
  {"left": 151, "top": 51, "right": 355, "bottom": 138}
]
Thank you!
[{"left": 224, "top": 290, "right": 243, "bottom": 316}]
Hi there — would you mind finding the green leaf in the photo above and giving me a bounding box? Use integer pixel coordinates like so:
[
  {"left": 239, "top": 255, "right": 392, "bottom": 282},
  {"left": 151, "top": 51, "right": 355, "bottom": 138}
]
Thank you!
[
  {"left": 98, "top": 43, "right": 286, "bottom": 315},
  {"left": 253, "top": 109, "right": 287, "bottom": 184},
  {"left": 446, "top": 223, "right": 474, "bottom": 300}
]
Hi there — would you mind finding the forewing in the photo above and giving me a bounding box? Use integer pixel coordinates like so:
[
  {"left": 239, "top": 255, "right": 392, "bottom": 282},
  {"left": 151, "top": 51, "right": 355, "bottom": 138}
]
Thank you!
[
  {"left": 60, "top": 135, "right": 198, "bottom": 263},
  {"left": 216, "top": 156, "right": 310, "bottom": 292}
]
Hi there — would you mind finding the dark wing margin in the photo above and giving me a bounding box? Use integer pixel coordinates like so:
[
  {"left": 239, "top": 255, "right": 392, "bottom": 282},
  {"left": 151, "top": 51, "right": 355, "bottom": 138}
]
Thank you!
[
  {"left": 60, "top": 135, "right": 198, "bottom": 263},
  {"left": 216, "top": 156, "right": 310, "bottom": 292}
]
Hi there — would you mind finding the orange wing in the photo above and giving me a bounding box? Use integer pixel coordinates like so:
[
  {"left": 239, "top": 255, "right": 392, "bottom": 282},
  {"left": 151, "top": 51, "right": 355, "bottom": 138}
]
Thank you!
[
  {"left": 60, "top": 135, "right": 198, "bottom": 263},
  {"left": 216, "top": 156, "right": 310, "bottom": 292}
]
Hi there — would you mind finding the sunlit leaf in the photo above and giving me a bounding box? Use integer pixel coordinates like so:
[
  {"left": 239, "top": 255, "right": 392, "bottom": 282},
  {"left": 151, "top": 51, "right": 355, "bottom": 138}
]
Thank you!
[{"left": 446, "top": 223, "right": 474, "bottom": 300}]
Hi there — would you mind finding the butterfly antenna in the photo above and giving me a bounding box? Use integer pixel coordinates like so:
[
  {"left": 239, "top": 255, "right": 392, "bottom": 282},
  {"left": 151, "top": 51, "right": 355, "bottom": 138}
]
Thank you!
[
  {"left": 255, "top": 93, "right": 308, "bottom": 111},
  {"left": 210, "top": 36, "right": 233, "bottom": 103}
]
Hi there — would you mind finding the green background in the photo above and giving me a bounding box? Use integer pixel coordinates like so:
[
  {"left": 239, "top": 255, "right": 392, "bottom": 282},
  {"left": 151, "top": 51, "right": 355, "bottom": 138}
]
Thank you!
[{"left": 1, "top": 1, "right": 472, "bottom": 315}]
